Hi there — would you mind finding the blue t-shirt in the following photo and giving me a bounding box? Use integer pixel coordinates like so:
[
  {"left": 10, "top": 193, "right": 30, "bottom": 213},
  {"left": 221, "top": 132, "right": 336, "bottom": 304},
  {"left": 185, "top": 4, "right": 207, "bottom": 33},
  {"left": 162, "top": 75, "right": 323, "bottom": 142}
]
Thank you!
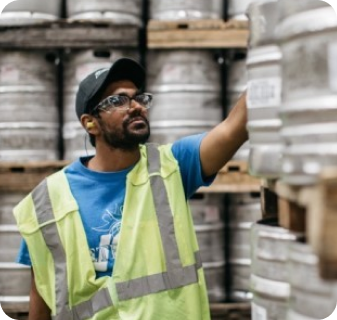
[{"left": 16, "top": 134, "right": 213, "bottom": 278}]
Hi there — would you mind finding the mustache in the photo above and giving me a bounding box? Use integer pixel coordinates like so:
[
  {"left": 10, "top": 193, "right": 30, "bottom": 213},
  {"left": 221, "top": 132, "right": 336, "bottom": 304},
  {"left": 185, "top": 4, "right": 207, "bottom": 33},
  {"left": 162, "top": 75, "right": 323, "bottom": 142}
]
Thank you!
[{"left": 124, "top": 115, "right": 149, "bottom": 126}]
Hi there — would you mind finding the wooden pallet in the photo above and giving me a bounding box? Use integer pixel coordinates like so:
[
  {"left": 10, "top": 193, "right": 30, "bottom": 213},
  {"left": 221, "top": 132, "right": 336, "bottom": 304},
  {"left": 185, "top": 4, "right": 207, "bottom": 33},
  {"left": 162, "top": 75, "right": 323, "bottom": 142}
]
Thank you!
[
  {"left": 0, "top": 19, "right": 139, "bottom": 48},
  {"left": 198, "top": 161, "right": 261, "bottom": 193},
  {"left": 275, "top": 181, "right": 311, "bottom": 233},
  {"left": 260, "top": 179, "right": 278, "bottom": 219},
  {"left": 0, "top": 160, "right": 259, "bottom": 194},
  {"left": 260, "top": 179, "right": 311, "bottom": 233},
  {"left": 0, "top": 161, "right": 69, "bottom": 192},
  {"left": 147, "top": 19, "right": 248, "bottom": 49},
  {"left": 306, "top": 167, "right": 337, "bottom": 279},
  {"left": 261, "top": 170, "right": 337, "bottom": 280},
  {"left": 210, "top": 303, "right": 251, "bottom": 320}
]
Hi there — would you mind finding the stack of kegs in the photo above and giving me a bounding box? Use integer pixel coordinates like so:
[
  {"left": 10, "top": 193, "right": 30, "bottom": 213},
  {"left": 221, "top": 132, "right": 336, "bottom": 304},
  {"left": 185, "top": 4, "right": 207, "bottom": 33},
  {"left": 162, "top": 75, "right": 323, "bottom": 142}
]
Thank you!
[
  {"left": 227, "top": 193, "right": 261, "bottom": 302},
  {"left": 276, "top": 0, "right": 337, "bottom": 185},
  {"left": 287, "top": 241, "right": 337, "bottom": 320},
  {"left": 0, "top": 50, "right": 59, "bottom": 161},
  {"left": 0, "top": 1, "right": 63, "bottom": 314},
  {"left": 245, "top": 0, "right": 337, "bottom": 185},
  {"left": 0, "top": 192, "right": 30, "bottom": 313},
  {"left": 147, "top": 50, "right": 222, "bottom": 144},
  {"left": 189, "top": 194, "right": 226, "bottom": 302},
  {"left": 250, "top": 220, "right": 337, "bottom": 319},
  {"left": 246, "top": 0, "right": 283, "bottom": 179},
  {"left": 250, "top": 218, "right": 303, "bottom": 320}
]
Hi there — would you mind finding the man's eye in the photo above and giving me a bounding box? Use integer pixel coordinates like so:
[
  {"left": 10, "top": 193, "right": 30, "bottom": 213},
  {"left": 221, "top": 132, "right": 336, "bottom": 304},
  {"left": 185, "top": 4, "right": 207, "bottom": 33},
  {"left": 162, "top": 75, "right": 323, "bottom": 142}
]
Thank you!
[
  {"left": 108, "top": 96, "right": 122, "bottom": 106},
  {"left": 136, "top": 95, "right": 146, "bottom": 103}
]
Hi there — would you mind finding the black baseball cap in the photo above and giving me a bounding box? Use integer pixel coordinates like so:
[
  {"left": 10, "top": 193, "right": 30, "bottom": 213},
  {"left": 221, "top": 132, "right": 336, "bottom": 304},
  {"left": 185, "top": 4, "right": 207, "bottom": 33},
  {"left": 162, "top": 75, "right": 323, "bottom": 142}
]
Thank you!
[{"left": 75, "top": 58, "right": 145, "bottom": 119}]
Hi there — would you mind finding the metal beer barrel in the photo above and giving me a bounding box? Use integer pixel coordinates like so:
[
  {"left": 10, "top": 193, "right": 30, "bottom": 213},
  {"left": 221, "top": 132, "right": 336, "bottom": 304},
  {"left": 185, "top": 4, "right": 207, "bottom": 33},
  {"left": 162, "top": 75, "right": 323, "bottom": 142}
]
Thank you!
[
  {"left": 0, "top": 192, "right": 30, "bottom": 313},
  {"left": 277, "top": 2, "right": 337, "bottom": 185},
  {"left": 66, "top": 0, "right": 142, "bottom": 25},
  {"left": 227, "top": 193, "right": 262, "bottom": 302},
  {"left": 150, "top": 0, "right": 222, "bottom": 20},
  {"left": 0, "top": 263, "right": 30, "bottom": 313},
  {"left": 147, "top": 50, "right": 222, "bottom": 144},
  {"left": 227, "top": 0, "right": 256, "bottom": 20},
  {"left": 189, "top": 194, "right": 226, "bottom": 302},
  {"left": 246, "top": 1, "right": 283, "bottom": 178},
  {"left": 250, "top": 218, "right": 302, "bottom": 320},
  {"left": 0, "top": 0, "right": 61, "bottom": 26},
  {"left": 287, "top": 242, "right": 337, "bottom": 320},
  {"left": 0, "top": 50, "right": 58, "bottom": 161}
]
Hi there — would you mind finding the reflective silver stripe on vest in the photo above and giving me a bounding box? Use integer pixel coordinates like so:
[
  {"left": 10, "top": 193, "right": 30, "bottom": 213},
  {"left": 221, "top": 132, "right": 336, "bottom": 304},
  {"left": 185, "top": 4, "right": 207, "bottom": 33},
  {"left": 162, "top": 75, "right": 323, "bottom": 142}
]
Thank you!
[
  {"left": 32, "top": 181, "right": 113, "bottom": 320},
  {"left": 116, "top": 251, "right": 202, "bottom": 301},
  {"left": 72, "top": 287, "right": 112, "bottom": 320},
  {"left": 115, "top": 144, "right": 202, "bottom": 301},
  {"left": 32, "top": 180, "right": 72, "bottom": 320}
]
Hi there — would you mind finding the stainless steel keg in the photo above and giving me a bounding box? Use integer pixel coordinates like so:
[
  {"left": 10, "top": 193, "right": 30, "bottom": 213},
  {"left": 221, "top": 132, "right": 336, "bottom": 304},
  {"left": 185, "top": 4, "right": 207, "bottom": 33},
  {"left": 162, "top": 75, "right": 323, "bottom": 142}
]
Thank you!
[
  {"left": 277, "top": 3, "right": 337, "bottom": 185},
  {"left": 0, "top": 50, "right": 58, "bottom": 161},
  {"left": 150, "top": 0, "right": 222, "bottom": 20},
  {"left": 228, "top": 0, "right": 256, "bottom": 20},
  {"left": 250, "top": 218, "right": 303, "bottom": 320},
  {"left": 228, "top": 193, "right": 262, "bottom": 302},
  {"left": 189, "top": 194, "right": 226, "bottom": 302},
  {"left": 0, "top": 192, "right": 30, "bottom": 313},
  {"left": 287, "top": 242, "right": 337, "bottom": 320},
  {"left": 277, "top": 0, "right": 327, "bottom": 23},
  {"left": 66, "top": 0, "right": 142, "bottom": 25},
  {"left": 246, "top": 1, "right": 283, "bottom": 178},
  {"left": 0, "top": 193, "right": 25, "bottom": 225},
  {"left": 0, "top": 263, "right": 30, "bottom": 313},
  {"left": 147, "top": 50, "right": 222, "bottom": 144},
  {"left": 0, "top": 0, "right": 61, "bottom": 26}
]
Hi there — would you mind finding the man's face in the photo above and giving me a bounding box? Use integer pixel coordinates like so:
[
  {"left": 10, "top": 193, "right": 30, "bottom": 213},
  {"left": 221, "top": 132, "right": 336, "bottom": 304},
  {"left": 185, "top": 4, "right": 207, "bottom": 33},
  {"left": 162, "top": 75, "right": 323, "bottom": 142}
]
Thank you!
[{"left": 96, "top": 80, "right": 150, "bottom": 150}]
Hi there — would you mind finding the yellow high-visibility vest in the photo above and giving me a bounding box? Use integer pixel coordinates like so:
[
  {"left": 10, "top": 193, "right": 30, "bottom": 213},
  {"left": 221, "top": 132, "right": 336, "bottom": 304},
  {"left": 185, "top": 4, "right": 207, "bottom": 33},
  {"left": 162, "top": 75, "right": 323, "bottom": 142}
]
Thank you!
[{"left": 14, "top": 144, "right": 211, "bottom": 320}]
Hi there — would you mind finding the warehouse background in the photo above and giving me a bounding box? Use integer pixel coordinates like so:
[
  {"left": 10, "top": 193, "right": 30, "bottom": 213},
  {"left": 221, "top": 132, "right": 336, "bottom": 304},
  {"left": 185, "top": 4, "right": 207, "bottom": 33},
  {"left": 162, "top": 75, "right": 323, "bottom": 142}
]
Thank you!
[{"left": 0, "top": 0, "right": 337, "bottom": 319}]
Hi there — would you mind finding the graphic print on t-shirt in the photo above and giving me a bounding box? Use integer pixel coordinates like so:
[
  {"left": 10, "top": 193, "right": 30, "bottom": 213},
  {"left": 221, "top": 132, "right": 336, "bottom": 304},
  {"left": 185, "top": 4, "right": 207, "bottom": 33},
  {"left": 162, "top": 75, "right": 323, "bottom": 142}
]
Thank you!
[{"left": 90, "top": 204, "right": 122, "bottom": 273}]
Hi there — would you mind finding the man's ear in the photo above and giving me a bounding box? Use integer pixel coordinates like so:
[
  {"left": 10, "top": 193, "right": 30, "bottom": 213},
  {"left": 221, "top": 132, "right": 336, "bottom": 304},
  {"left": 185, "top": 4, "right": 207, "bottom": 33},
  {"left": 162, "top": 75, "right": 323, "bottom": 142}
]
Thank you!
[{"left": 80, "top": 114, "right": 98, "bottom": 133}]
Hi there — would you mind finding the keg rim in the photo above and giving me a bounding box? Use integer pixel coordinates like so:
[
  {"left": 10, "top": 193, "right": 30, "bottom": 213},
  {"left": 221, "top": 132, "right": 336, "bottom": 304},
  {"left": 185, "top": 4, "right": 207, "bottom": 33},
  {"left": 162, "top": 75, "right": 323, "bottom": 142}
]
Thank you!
[
  {"left": 276, "top": 6, "right": 337, "bottom": 42},
  {"left": 0, "top": 12, "right": 58, "bottom": 26}
]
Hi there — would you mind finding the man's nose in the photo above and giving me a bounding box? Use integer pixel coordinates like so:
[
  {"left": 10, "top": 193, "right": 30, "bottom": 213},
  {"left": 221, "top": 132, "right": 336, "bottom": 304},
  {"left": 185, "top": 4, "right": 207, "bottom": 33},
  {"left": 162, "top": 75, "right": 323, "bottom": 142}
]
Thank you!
[
  {"left": 129, "top": 99, "right": 146, "bottom": 111},
  {"left": 126, "top": 100, "right": 143, "bottom": 115}
]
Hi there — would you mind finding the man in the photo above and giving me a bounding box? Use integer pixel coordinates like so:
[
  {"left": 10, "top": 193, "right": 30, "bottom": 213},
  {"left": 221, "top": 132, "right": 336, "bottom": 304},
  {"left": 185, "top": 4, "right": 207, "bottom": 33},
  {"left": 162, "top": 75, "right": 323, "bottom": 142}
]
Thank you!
[{"left": 14, "top": 58, "right": 247, "bottom": 320}]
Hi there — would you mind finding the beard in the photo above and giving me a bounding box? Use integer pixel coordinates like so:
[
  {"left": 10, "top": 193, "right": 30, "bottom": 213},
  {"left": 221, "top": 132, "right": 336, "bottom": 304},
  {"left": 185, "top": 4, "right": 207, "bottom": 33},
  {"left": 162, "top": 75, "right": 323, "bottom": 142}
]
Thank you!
[{"left": 98, "top": 115, "right": 150, "bottom": 151}]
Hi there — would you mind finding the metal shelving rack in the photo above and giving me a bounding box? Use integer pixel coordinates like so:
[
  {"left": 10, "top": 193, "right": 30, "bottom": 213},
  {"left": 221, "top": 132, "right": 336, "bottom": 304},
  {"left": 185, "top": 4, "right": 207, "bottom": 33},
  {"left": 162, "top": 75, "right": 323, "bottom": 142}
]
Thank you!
[{"left": 0, "top": 10, "right": 255, "bottom": 320}]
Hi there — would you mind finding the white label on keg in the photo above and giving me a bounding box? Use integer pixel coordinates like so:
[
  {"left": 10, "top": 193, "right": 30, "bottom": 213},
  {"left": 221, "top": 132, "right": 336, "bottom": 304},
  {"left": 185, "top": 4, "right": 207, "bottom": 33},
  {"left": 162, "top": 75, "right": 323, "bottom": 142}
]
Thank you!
[
  {"left": 247, "top": 77, "right": 282, "bottom": 108},
  {"left": 328, "top": 43, "right": 337, "bottom": 92},
  {"left": 252, "top": 302, "right": 267, "bottom": 320},
  {"left": 0, "top": 65, "right": 19, "bottom": 82},
  {"left": 161, "top": 64, "right": 185, "bottom": 83},
  {"left": 204, "top": 206, "right": 220, "bottom": 223}
]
